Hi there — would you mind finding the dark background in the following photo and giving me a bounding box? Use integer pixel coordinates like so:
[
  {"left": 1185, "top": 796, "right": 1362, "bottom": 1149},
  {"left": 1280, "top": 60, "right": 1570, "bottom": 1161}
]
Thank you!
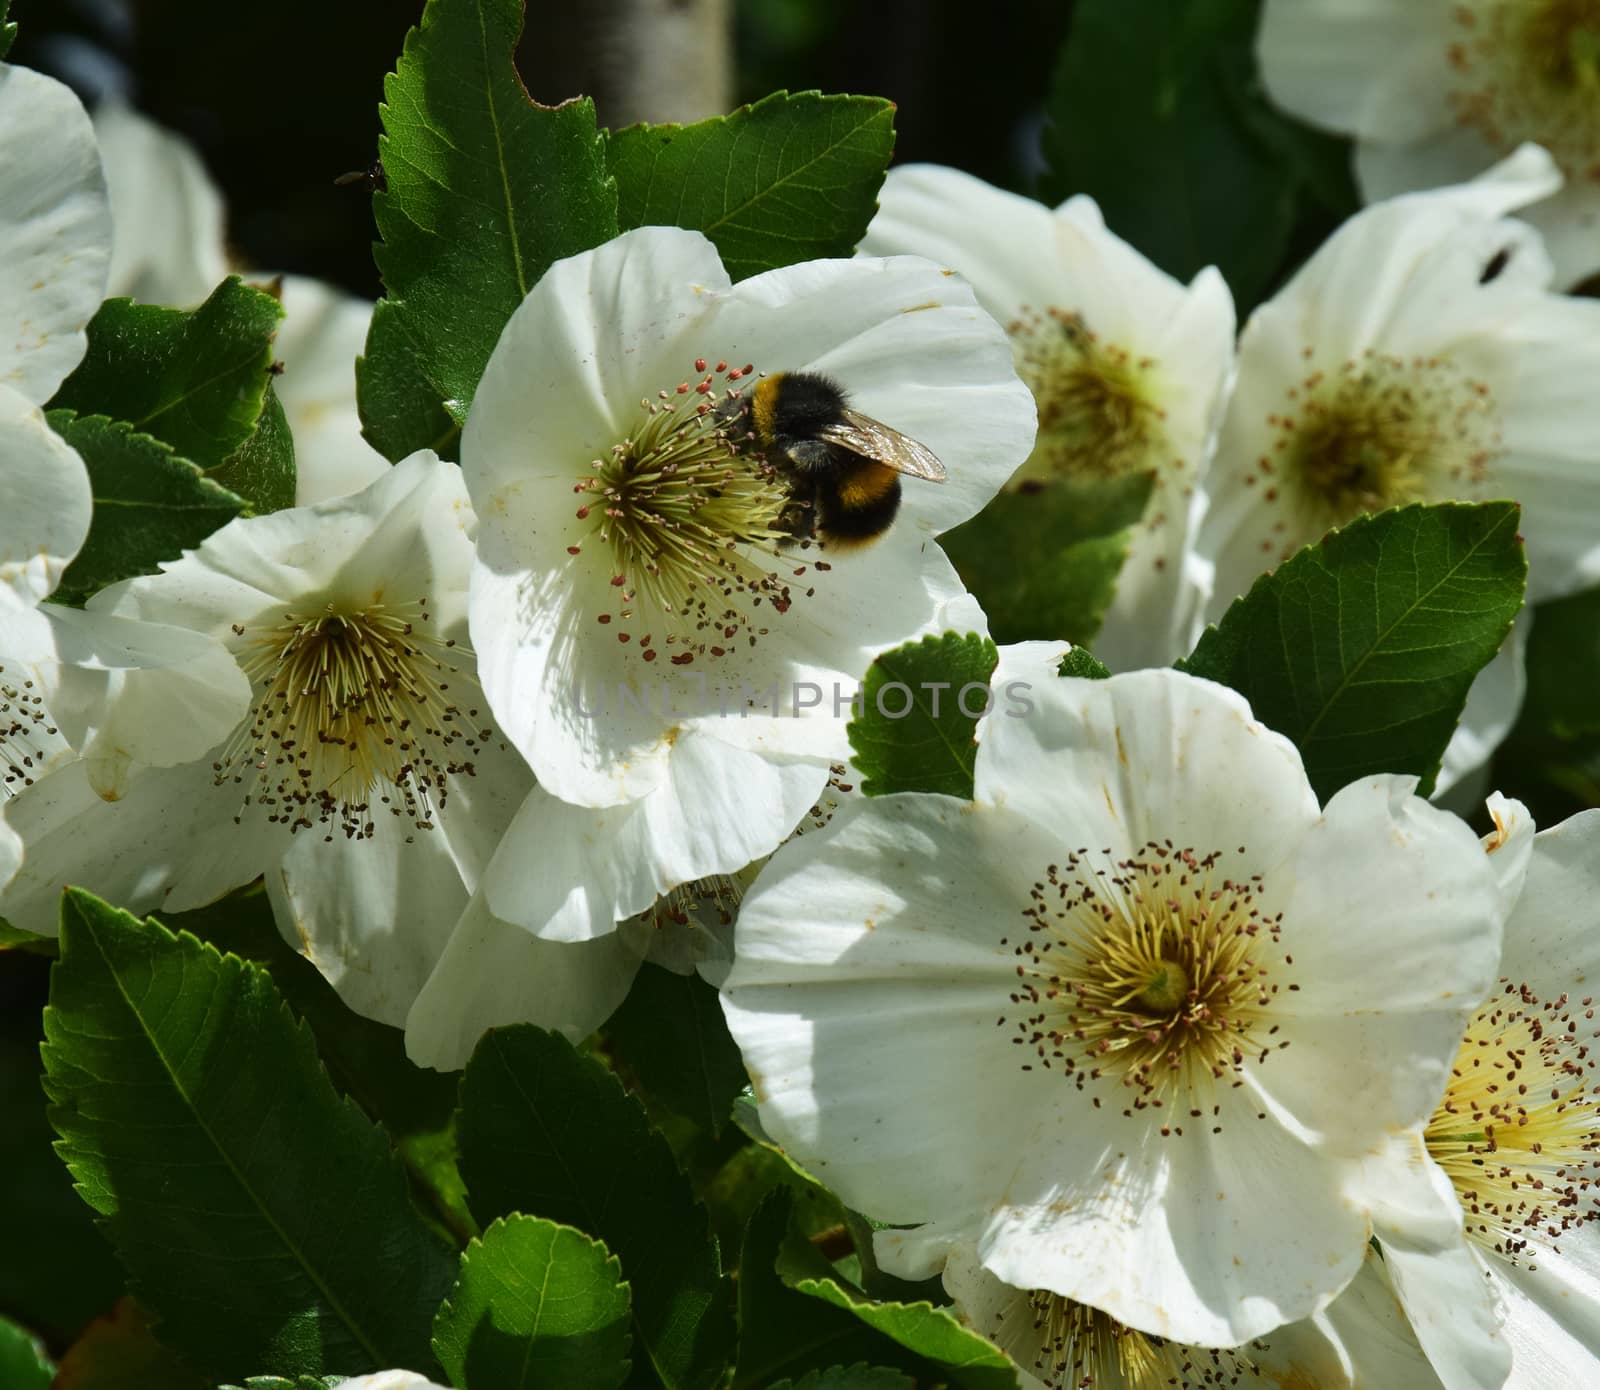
[{"left": 14, "top": 0, "right": 1070, "bottom": 299}]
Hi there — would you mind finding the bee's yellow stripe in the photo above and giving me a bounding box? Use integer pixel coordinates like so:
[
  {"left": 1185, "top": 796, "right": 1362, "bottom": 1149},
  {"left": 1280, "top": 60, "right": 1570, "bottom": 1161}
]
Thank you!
[
  {"left": 751, "top": 374, "right": 784, "bottom": 446},
  {"left": 836, "top": 460, "right": 899, "bottom": 508}
]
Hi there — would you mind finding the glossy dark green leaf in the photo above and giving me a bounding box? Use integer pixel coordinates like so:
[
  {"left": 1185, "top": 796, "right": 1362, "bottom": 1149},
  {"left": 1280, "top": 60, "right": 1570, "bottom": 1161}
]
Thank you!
[
  {"left": 607, "top": 91, "right": 895, "bottom": 281},
  {"left": 158, "top": 887, "right": 471, "bottom": 1246},
  {"left": 939, "top": 473, "right": 1155, "bottom": 648},
  {"left": 433, "top": 1216, "right": 632, "bottom": 1390},
  {"left": 359, "top": 0, "right": 618, "bottom": 460},
  {"left": 0, "top": 0, "right": 15, "bottom": 58},
  {"left": 0, "top": 1316, "right": 52, "bottom": 1390},
  {"left": 49, "top": 281, "right": 287, "bottom": 493},
  {"left": 1521, "top": 585, "right": 1600, "bottom": 739},
  {"left": 458, "top": 1026, "right": 733, "bottom": 1390},
  {"left": 42, "top": 891, "right": 457, "bottom": 1379},
  {"left": 208, "top": 382, "right": 295, "bottom": 515},
  {"left": 1040, "top": 0, "right": 1332, "bottom": 308},
  {"left": 606, "top": 962, "right": 748, "bottom": 1137},
  {"left": 847, "top": 632, "right": 999, "bottom": 798},
  {"left": 1178, "top": 502, "right": 1527, "bottom": 802},
  {"left": 46, "top": 412, "right": 245, "bottom": 605},
  {"left": 0, "top": 919, "right": 57, "bottom": 954},
  {"left": 734, "top": 1193, "right": 1015, "bottom": 1390},
  {"left": 771, "top": 1367, "right": 914, "bottom": 1390}
]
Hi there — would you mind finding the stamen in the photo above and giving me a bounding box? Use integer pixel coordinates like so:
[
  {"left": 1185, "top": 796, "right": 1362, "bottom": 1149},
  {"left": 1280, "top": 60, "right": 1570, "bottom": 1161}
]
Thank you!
[
  {"left": 1426, "top": 978, "right": 1600, "bottom": 1267},
  {"left": 999, "top": 843, "right": 1291, "bottom": 1130},
  {"left": 214, "top": 598, "right": 488, "bottom": 839},
  {"left": 1006, "top": 307, "right": 1171, "bottom": 487},
  {"left": 0, "top": 661, "right": 60, "bottom": 798}
]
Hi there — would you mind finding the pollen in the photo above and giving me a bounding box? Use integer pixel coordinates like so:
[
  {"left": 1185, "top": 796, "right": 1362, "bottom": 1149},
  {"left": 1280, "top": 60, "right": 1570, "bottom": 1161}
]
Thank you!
[
  {"left": 1425, "top": 977, "right": 1600, "bottom": 1266},
  {"left": 1006, "top": 306, "right": 1172, "bottom": 488},
  {"left": 1002, "top": 842, "right": 1290, "bottom": 1129},
  {"left": 0, "top": 661, "right": 59, "bottom": 798},
  {"left": 1447, "top": 0, "right": 1600, "bottom": 173},
  {"left": 214, "top": 598, "right": 488, "bottom": 839},
  {"left": 572, "top": 357, "right": 816, "bottom": 664},
  {"left": 986, "top": 1285, "right": 1268, "bottom": 1388},
  {"left": 1255, "top": 349, "right": 1500, "bottom": 554}
]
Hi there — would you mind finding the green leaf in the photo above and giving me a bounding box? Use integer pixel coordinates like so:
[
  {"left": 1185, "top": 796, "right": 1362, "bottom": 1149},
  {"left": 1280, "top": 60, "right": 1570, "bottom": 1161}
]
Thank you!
[
  {"left": 0, "top": 918, "right": 57, "bottom": 954},
  {"left": 0, "top": 0, "right": 15, "bottom": 59},
  {"left": 42, "top": 891, "right": 457, "bottom": 1380},
  {"left": 1040, "top": 0, "right": 1307, "bottom": 308},
  {"left": 217, "top": 1380, "right": 338, "bottom": 1390},
  {"left": 360, "top": 0, "right": 618, "bottom": 461},
  {"left": 1521, "top": 584, "right": 1600, "bottom": 739},
  {"left": 938, "top": 473, "right": 1155, "bottom": 647},
  {"left": 159, "top": 887, "right": 471, "bottom": 1246},
  {"left": 49, "top": 280, "right": 288, "bottom": 495},
  {"left": 1058, "top": 648, "right": 1112, "bottom": 680},
  {"left": 458, "top": 1026, "right": 734, "bottom": 1390},
  {"left": 0, "top": 965, "right": 122, "bottom": 1342},
  {"left": 771, "top": 1368, "right": 915, "bottom": 1390},
  {"left": 606, "top": 91, "right": 896, "bottom": 282},
  {"left": 50, "top": 1298, "right": 207, "bottom": 1390},
  {"left": 0, "top": 1317, "right": 52, "bottom": 1390},
  {"left": 847, "top": 632, "right": 999, "bottom": 798},
  {"left": 433, "top": 1215, "right": 632, "bottom": 1390},
  {"left": 734, "top": 1193, "right": 1016, "bottom": 1390},
  {"left": 46, "top": 412, "right": 246, "bottom": 605},
  {"left": 1178, "top": 502, "right": 1527, "bottom": 802},
  {"left": 356, "top": 301, "right": 463, "bottom": 462},
  {"left": 208, "top": 381, "right": 296, "bottom": 515},
  {"left": 606, "top": 962, "right": 749, "bottom": 1137}
]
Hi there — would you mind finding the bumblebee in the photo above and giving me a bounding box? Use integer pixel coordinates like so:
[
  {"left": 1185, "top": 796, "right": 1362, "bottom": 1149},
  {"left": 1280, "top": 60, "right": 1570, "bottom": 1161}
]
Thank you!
[{"left": 736, "top": 371, "right": 947, "bottom": 548}]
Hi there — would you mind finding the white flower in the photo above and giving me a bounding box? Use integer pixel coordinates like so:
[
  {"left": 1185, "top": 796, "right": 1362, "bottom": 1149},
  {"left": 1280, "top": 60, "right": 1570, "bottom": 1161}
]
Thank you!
[
  {"left": 1196, "top": 148, "right": 1600, "bottom": 792},
  {"left": 859, "top": 165, "right": 1236, "bottom": 672},
  {"left": 932, "top": 1238, "right": 1448, "bottom": 1389},
  {"left": 0, "top": 454, "right": 533, "bottom": 1028},
  {"left": 721, "top": 654, "right": 1504, "bottom": 1345},
  {"left": 263, "top": 273, "right": 389, "bottom": 507},
  {"left": 92, "top": 102, "right": 228, "bottom": 308},
  {"left": 1364, "top": 797, "right": 1600, "bottom": 1389},
  {"left": 460, "top": 224, "right": 1031, "bottom": 933},
  {"left": 333, "top": 1374, "right": 451, "bottom": 1390},
  {"left": 1257, "top": 0, "right": 1600, "bottom": 288}
]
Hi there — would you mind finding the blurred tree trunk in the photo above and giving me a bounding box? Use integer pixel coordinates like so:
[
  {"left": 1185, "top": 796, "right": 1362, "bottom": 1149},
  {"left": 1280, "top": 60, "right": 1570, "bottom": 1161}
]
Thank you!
[{"left": 518, "top": 0, "right": 732, "bottom": 128}]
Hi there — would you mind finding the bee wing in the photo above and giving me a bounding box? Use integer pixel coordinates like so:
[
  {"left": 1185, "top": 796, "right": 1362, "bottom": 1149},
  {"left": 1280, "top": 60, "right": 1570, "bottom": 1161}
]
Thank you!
[{"left": 819, "top": 409, "right": 948, "bottom": 482}]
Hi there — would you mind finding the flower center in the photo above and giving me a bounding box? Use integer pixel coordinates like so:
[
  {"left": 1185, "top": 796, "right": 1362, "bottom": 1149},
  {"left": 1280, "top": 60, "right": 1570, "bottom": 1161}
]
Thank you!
[
  {"left": 1425, "top": 977, "right": 1600, "bottom": 1265},
  {"left": 570, "top": 358, "right": 824, "bottom": 668},
  {"left": 1004, "top": 843, "right": 1290, "bottom": 1131},
  {"left": 215, "top": 598, "right": 488, "bottom": 838},
  {"left": 1254, "top": 351, "right": 1500, "bottom": 549},
  {"left": 1449, "top": 0, "right": 1600, "bottom": 170},
  {"left": 1006, "top": 307, "right": 1169, "bottom": 487},
  {"left": 988, "top": 1287, "right": 1267, "bottom": 1388},
  {"left": 0, "top": 660, "right": 61, "bottom": 799}
]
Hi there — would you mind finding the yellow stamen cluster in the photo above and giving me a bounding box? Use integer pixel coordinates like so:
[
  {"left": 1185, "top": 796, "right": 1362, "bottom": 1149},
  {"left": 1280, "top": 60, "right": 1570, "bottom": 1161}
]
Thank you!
[
  {"left": 990, "top": 1288, "right": 1266, "bottom": 1388},
  {"left": 1002, "top": 843, "right": 1292, "bottom": 1132},
  {"left": 572, "top": 358, "right": 823, "bottom": 669},
  {"left": 215, "top": 598, "right": 487, "bottom": 839},
  {"left": 0, "top": 661, "right": 56, "bottom": 798},
  {"left": 1006, "top": 306, "right": 1171, "bottom": 488},
  {"left": 1448, "top": 1, "right": 1600, "bottom": 171},
  {"left": 1426, "top": 977, "right": 1600, "bottom": 1266},
  {"left": 1247, "top": 349, "right": 1500, "bottom": 557}
]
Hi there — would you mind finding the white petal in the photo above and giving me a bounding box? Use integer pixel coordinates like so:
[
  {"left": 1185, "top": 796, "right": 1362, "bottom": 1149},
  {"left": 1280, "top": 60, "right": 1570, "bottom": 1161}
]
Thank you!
[
  {"left": 333, "top": 1374, "right": 452, "bottom": 1390},
  {"left": 266, "top": 809, "right": 471, "bottom": 1029},
  {"left": 1499, "top": 1228, "right": 1600, "bottom": 1389},
  {"left": 260, "top": 273, "right": 390, "bottom": 506},
  {"left": 973, "top": 668, "right": 1319, "bottom": 875},
  {"left": 0, "top": 63, "right": 111, "bottom": 402},
  {"left": 0, "top": 755, "right": 270, "bottom": 935},
  {"left": 485, "top": 734, "right": 827, "bottom": 940},
  {"left": 403, "top": 890, "right": 643, "bottom": 1070},
  {"left": 1513, "top": 181, "right": 1600, "bottom": 292},
  {"left": 1499, "top": 807, "right": 1600, "bottom": 993},
  {"left": 1480, "top": 791, "right": 1536, "bottom": 918},
  {"left": 37, "top": 604, "right": 251, "bottom": 767},
  {"left": 1250, "top": 776, "right": 1501, "bottom": 1143},
  {"left": 0, "top": 383, "right": 92, "bottom": 613},
  {"left": 1256, "top": 0, "right": 1459, "bottom": 142},
  {"left": 92, "top": 102, "right": 227, "bottom": 308}
]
